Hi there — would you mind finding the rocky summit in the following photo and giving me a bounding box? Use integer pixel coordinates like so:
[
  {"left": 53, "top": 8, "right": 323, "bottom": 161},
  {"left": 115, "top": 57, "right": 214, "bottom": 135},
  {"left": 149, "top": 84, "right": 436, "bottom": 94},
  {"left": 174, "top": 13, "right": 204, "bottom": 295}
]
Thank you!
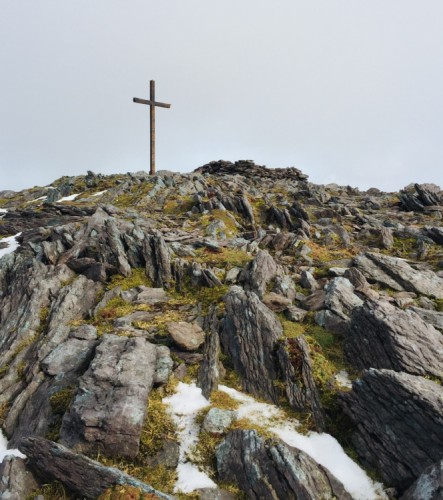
[{"left": 0, "top": 159, "right": 442, "bottom": 500}]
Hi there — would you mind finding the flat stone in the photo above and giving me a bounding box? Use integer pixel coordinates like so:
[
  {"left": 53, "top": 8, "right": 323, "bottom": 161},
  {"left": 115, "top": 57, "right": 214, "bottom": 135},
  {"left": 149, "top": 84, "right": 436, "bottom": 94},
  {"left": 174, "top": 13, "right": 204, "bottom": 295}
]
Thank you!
[
  {"left": 135, "top": 287, "right": 169, "bottom": 305},
  {"left": 261, "top": 292, "right": 292, "bottom": 312},
  {"left": 203, "top": 408, "right": 236, "bottom": 434},
  {"left": 167, "top": 321, "right": 205, "bottom": 351}
]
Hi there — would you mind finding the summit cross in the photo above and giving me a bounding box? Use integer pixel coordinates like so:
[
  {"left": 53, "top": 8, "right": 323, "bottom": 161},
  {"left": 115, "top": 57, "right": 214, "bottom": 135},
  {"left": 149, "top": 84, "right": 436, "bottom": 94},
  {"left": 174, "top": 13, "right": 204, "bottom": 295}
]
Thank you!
[{"left": 133, "top": 80, "right": 171, "bottom": 176}]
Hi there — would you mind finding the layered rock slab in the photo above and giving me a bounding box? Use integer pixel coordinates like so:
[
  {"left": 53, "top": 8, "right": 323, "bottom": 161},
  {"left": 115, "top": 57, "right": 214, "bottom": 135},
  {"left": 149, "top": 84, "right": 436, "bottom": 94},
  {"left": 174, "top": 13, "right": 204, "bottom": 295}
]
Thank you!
[
  {"left": 216, "top": 429, "right": 352, "bottom": 500},
  {"left": 18, "top": 437, "right": 173, "bottom": 500},
  {"left": 60, "top": 334, "right": 157, "bottom": 458},
  {"left": 340, "top": 369, "right": 443, "bottom": 490},
  {"left": 220, "top": 286, "right": 282, "bottom": 403},
  {"left": 354, "top": 252, "right": 443, "bottom": 298},
  {"left": 345, "top": 300, "right": 443, "bottom": 379}
]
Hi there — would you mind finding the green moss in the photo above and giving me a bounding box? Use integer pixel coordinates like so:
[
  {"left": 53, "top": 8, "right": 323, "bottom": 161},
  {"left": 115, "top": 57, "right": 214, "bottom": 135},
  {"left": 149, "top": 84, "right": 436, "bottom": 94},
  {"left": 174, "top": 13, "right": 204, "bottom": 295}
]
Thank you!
[
  {"left": 109, "top": 268, "right": 154, "bottom": 290},
  {"left": 435, "top": 299, "right": 443, "bottom": 312},
  {"left": 200, "top": 209, "right": 240, "bottom": 237},
  {"left": 210, "top": 390, "right": 241, "bottom": 410},
  {"left": 16, "top": 361, "right": 27, "bottom": 380},
  {"left": 98, "top": 485, "right": 161, "bottom": 499},
  {"left": 188, "top": 430, "right": 223, "bottom": 478},
  {"left": 139, "top": 387, "right": 177, "bottom": 457},
  {"left": 0, "top": 402, "right": 9, "bottom": 426},
  {"left": 50, "top": 387, "right": 75, "bottom": 414},
  {"left": 163, "top": 195, "right": 194, "bottom": 215},
  {"left": 193, "top": 247, "right": 252, "bottom": 269}
]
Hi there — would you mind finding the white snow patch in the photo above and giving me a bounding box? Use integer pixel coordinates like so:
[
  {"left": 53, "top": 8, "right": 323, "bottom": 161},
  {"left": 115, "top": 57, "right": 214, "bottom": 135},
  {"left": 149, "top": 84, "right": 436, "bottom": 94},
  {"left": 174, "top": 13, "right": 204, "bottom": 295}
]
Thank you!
[
  {"left": 0, "top": 429, "right": 25, "bottom": 462},
  {"left": 163, "top": 382, "right": 217, "bottom": 493},
  {"left": 0, "top": 208, "right": 7, "bottom": 214},
  {"left": 218, "top": 385, "right": 386, "bottom": 500},
  {"left": 335, "top": 370, "right": 353, "bottom": 389},
  {"left": 0, "top": 233, "right": 22, "bottom": 259},
  {"left": 91, "top": 190, "right": 107, "bottom": 197},
  {"left": 57, "top": 193, "right": 81, "bottom": 202},
  {"left": 26, "top": 195, "right": 47, "bottom": 204}
]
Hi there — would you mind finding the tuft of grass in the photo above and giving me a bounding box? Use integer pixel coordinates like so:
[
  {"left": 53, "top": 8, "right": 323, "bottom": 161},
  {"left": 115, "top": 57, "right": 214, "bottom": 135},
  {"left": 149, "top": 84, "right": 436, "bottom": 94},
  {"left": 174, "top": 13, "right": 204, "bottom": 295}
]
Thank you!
[
  {"left": 98, "top": 485, "right": 161, "bottom": 500},
  {"left": 193, "top": 248, "right": 252, "bottom": 269},
  {"left": 436, "top": 299, "right": 443, "bottom": 312},
  {"left": 0, "top": 402, "right": 10, "bottom": 426},
  {"left": 229, "top": 418, "right": 276, "bottom": 440},
  {"left": 188, "top": 430, "right": 223, "bottom": 478},
  {"left": 109, "top": 268, "right": 154, "bottom": 291},
  {"left": 200, "top": 209, "right": 240, "bottom": 237},
  {"left": 210, "top": 390, "right": 241, "bottom": 410},
  {"left": 26, "top": 481, "right": 70, "bottom": 500},
  {"left": 50, "top": 387, "right": 75, "bottom": 414}
]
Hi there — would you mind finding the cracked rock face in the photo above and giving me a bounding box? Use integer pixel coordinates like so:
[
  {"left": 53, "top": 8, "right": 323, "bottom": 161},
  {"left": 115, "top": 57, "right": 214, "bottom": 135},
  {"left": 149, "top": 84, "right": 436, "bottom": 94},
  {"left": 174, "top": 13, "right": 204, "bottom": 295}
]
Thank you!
[
  {"left": 340, "top": 369, "right": 443, "bottom": 491},
  {"left": 60, "top": 334, "right": 157, "bottom": 458},
  {"left": 220, "top": 286, "right": 282, "bottom": 403},
  {"left": 345, "top": 300, "right": 443, "bottom": 379},
  {"left": 216, "top": 429, "right": 352, "bottom": 500}
]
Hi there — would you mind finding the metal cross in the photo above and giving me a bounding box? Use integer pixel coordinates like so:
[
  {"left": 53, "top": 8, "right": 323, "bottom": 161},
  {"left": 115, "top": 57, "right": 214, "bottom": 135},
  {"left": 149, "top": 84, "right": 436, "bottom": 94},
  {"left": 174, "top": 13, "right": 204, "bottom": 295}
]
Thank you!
[{"left": 133, "top": 80, "right": 171, "bottom": 176}]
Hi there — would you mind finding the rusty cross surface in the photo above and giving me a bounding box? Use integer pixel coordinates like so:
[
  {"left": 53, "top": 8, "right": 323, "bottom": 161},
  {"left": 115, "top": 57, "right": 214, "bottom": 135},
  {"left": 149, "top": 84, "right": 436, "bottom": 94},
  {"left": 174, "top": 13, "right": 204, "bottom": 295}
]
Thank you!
[{"left": 133, "top": 80, "right": 171, "bottom": 176}]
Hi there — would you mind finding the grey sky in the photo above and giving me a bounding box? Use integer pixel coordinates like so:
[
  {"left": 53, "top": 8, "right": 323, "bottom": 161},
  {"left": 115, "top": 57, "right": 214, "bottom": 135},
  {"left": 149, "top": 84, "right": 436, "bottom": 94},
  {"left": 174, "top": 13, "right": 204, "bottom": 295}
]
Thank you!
[{"left": 1, "top": 1, "right": 442, "bottom": 192}]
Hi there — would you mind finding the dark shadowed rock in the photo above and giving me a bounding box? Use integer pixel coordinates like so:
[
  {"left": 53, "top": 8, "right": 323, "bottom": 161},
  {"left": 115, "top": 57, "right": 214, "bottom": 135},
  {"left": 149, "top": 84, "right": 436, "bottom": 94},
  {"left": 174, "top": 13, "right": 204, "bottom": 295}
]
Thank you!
[
  {"left": 197, "top": 305, "right": 225, "bottom": 398},
  {"left": 0, "top": 456, "right": 39, "bottom": 500},
  {"left": 220, "top": 286, "right": 282, "bottom": 402},
  {"left": 277, "top": 336, "right": 325, "bottom": 431},
  {"left": 401, "top": 459, "right": 443, "bottom": 500},
  {"left": 60, "top": 334, "right": 157, "bottom": 458},
  {"left": 346, "top": 300, "right": 443, "bottom": 379},
  {"left": 216, "top": 429, "right": 352, "bottom": 500},
  {"left": 340, "top": 369, "right": 443, "bottom": 491},
  {"left": 239, "top": 250, "right": 278, "bottom": 298},
  {"left": 18, "top": 437, "right": 174, "bottom": 499}
]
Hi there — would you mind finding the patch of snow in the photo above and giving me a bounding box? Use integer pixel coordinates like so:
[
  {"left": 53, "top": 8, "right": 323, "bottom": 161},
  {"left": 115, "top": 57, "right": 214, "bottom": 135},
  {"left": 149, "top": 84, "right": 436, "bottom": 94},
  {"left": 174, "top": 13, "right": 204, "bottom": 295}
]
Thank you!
[
  {"left": 0, "top": 429, "right": 25, "bottom": 462},
  {"left": 163, "top": 382, "right": 217, "bottom": 494},
  {"left": 0, "top": 233, "right": 22, "bottom": 259},
  {"left": 26, "top": 195, "right": 47, "bottom": 204},
  {"left": 91, "top": 190, "right": 107, "bottom": 197},
  {"left": 335, "top": 370, "right": 353, "bottom": 389},
  {"left": 218, "top": 385, "right": 386, "bottom": 500},
  {"left": 56, "top": 193, "right": 81, "bottom": 202},
  {"left": 0, "top": 208, "right": 7, "bottom": 213}
]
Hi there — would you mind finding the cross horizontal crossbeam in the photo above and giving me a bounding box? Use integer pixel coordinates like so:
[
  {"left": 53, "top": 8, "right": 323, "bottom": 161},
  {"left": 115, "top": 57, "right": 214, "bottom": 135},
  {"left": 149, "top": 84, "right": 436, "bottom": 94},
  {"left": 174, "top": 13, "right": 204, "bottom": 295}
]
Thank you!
[{"left": 133, "top": 97, "right": 171, "bottom": 109}]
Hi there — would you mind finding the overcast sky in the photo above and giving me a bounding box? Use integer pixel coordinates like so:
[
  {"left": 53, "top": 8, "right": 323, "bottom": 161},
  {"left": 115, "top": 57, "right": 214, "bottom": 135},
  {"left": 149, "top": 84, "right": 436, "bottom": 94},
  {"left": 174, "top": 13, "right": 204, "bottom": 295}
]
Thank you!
[{"left": 1, "top": 1, "right": 442, "bottom": 192}]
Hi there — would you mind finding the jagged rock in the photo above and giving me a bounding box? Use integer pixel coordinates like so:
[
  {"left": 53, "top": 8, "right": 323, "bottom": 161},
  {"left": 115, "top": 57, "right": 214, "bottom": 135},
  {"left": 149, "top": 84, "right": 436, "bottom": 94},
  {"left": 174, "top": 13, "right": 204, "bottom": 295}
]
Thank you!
[
  {"left": 324, "top": 277, "right": 363, "bottom": 320},
  {"left": 277, "top": 336, "right": 326, "bottom": 431},
  {"left": 346, "top": 300, "right": 443, "bottom": 379},
  {"left": 400, "top": 183, "right": 443, "bottom": 212},
  {"left": 220, "top": 286, "right": 282, "bottom": 403},
  {"left": 300, "top": 290, "right": 325, "bottom": 311},
  {"left": 143, "top": 233, "right": 172, "bottom": 287},
  {"left": 300, "top": 270, "right": 318, "bottom": 290},
  {"left": 284, "top": 305, "right": 308, "bottom": 322},
  {"left": 18, "top": 437, "right": 173, "bottom": 499},
  {"left": 167, "top": 321, "right": 206, "bottom": 351},
  {"left": 409, "top": 306, "right": 443, "bottom": 331},
  {"left": 343, "top": 267, "right": 370, "bottom": 292},
  {"left": 425, "top": 226, "right": 443, "bottom": 245},
  {"left": 261, "top": 292, "right": 292, "bottom": 312},
  {"left": 154, "top": 346, "right": 174, "bottom": 386},
  {"left": 340, "top": 369, "right": 443, "bottom": 490},
  {"left": 41, "top": 335, "right": 97, "bottom": 376},
  {"left": 354, "top": 252, "right": 443, "bottom": 298},
  {"left": 216, "top": 429, "right": 352, "bottom": 500},
  {"left": 0, "top": 456, "right": 39, "bottom": 500},
  {"left": 60, "top": 334, "right": 157, "bottom": 458},
  {"left": 380, "top": 227, "right": 394, "bottom": 249},
  {"left": 239, "top": 250, "right": 278, "bottom": 298},
  {"left": 400, "top": 459, "right": 443, "bottom": 500},
  {"left": 144, "top": 439, "right": 180, "bottom": 469},
  {"left": 135, "top": 287, "right": 169, "bottom": 305},
  {"left": 272, "top": 275, "right": 297, "bottom": 300},
  {"left": 66, "top": 257, "right": 112, "bottom": 282},
  {"left": 202, "top": 408, "right": 236, "bottom": 434},
  {"left": 197, "top": 305, "right": 225, "bottom": 399}
]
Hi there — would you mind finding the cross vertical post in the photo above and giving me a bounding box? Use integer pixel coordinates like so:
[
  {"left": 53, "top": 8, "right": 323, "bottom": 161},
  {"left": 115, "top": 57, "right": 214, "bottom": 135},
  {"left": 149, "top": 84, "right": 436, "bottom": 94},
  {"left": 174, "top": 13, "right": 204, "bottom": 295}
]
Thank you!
[
  {"left": 133, "top": 80, "right": 171, "bottom": 176},
  {"left": 150, "top": 80, "right": 155, "bottom": 176}
]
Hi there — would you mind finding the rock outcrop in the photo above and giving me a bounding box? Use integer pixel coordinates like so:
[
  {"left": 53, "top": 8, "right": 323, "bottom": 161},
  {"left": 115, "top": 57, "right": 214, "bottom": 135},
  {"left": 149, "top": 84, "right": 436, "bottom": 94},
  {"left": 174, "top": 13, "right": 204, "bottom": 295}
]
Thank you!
[
  {"left": 60, "top": 335, "right": 158, "bottom": 458},
  {"left": 18, "top": 436, "right": 174, "bottom": 499},
  {"left": 216, "top": 429, "right": 352, "bottom": 500},
  {"left": 340, "top": 369, "right": 443, "bottom": 490},
  {"left": 345, "top": 300, "right": 443, "bottom": 379}
]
